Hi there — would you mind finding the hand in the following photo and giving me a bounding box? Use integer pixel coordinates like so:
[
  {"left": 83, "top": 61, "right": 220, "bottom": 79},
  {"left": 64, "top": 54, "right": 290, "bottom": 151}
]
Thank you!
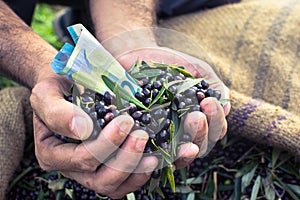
[
  {"left": 30, "top": 76, "right": 158, "bottom": 199},
  {"left": 115, "top": 47, "right": 230, "bottom": 169}
]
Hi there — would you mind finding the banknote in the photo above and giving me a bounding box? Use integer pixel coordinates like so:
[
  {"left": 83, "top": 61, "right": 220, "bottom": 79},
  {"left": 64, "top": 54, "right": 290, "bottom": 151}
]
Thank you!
[{"left": 51, "top": 24, "right": 146, "bottom": 108}]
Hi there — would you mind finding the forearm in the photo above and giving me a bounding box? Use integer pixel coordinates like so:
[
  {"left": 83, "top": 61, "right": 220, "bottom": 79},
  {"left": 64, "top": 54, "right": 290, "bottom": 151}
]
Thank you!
[
  {"left": 89, "top": 0, "right": 158, "bottom": 42},
  {"left": 0, "top": 1, "right": 57, "bottom": 88}
]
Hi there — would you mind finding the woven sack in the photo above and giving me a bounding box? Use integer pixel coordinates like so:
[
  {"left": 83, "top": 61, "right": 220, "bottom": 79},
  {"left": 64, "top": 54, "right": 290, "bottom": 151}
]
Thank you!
[
  {"left": 160, "top": 0, "right": 300, "bottom": 157},
  {"left": 0, "top": 86, "right": 32, "bottom": 199}
]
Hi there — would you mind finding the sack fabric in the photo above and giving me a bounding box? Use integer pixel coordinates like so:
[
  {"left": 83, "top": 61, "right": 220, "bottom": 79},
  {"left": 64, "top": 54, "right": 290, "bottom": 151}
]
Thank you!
[
  {"left": 0, "top": 86, "right": 32, "bottom": 199},
  {"left": 160, "top": 0, "right": 300, "bottom": 157},
  {"left": 1, "top": 0, "right": 300, "bottom": 197}
]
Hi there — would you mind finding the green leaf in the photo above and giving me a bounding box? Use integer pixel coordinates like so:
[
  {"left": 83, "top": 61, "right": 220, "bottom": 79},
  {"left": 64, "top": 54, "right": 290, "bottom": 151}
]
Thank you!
[
  {"left": 128, "top": 59, "right": 140, "bottom": 74},
  {"left": 169, "top": 65, "right": 193, "bottom": 77},
  {"left": 65, "top": 188, "right": 75, "bottom": 200},
  {"left": 54, "top": 190, "right": 65, "bottom": 200},
  {"left": 241, "top": 164, "right": 258, "bottom": 193},
  {"left": 101, "top": 75, "right": 148, "bottom": 110},
  {"left": 171, "top": 109, "right": 179, "bottom": 131},
  {"left": 176, "top": 185, "right": 193, "bottom": 194},
  {"left": 149, "top": 101, "right": 171, "bottom": 112},
  {"left": 287, "top": 184, "right": 300, "bottom": 196},
  {"left": 272, "top": 172, "right": 300, "bottom": 200},
  {"left": 152, "top": 62, "right": 176, "bottom": 68},
  {"left": 71, "top": 83, "right": 81, "bottom": 94},
  {"left": 278, "top": 163, "right": 300, "bottom": 179},
  {"left": 274, "top": 153, "right": 293, "bottom": 169},
  {"left": 155, "top": 187, "right": 166, "bottom": 199},
  {"left": 149, "top": 86, "right": 166, "bottom": 108},
  {"left": 233, "top": 176, "right": 241, "bottom": 200},
  {"left": 7, "top": 166, "right": 36, "bottom": 192},
  {"left": 161, "top": 166, "right": 168, "bottom": 188},
  {"left": 272, "top": 148, "right": 282, "bottom": 168},
  {"left": 187, "top": 192, "right": 195, "bottom": 200},
  {"left": 165, "top": 88, "right": 174, "bottom": 100},
  {"left": 185, "top": 176, "right": 203, "bottom": 185},
  {"left": 151, "top": 139, "right": 172, "bottom": 165},
  {"left": 205, "top": 173, "right": 215, "bottom": 195},
  {"left": 141, "top": 60, "right": 149, "bottom": 67},
  {"left": 164, "top": 79, "right": 186, "bottom": 89},
  {"left": 132, "top": 69, "right": 161, "bottom": 78},
  {"left": 126, "top": 192, "right": 136, "bottom": 200},
  {"left": 235, "top": 162, "right": 258, "bottom": 178},
  {"left": 169, "top": 121, "right": 176, "bottom": 159},
  {"left": 148, "top": 177, "right": 160, "bottom": 193},
  {"left": 37, "top": 187, "right": 46, "bottom": 200},
  {"left": 166, "top": 165, "right": 176, "bottom": 192},
  {"left": 48, "top": 179, "right": 67, "bottom": 192},
  {"left": 114, "top": 86, "right": 125, "bottom": 110},
  {"left": 176, "top": 78, "right": 202, "bottom": 94},
  {"left": 261, "top": 177, "right": 275, "bottom": 200},
  {"left": 250, "top": 175, "right": 261, "bottom": 200}
]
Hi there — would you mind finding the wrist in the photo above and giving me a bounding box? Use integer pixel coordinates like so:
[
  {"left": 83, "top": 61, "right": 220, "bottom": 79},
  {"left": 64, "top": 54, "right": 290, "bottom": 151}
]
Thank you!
[
  {"left": 101, "top": 27, "right": 158, "bottom": 58},
  {"left": 89, "top": 0, "right": 158, "bottom": 45}
]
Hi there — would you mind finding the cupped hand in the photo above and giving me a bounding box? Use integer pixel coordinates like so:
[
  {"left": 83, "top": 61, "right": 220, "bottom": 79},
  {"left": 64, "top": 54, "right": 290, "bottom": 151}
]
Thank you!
[
  {"left": 115, "top": 47, "right": 230, "bottom": 169},
  {"left": 30, "top": 76, "right": 158, "bottom": 199}
]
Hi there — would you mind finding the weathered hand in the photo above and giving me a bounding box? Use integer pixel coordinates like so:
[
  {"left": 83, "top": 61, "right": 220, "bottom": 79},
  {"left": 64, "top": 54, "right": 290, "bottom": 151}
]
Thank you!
[
  {"left": 30, "top": 76, "right": 158, "bottom": 198},
  {"left": 115, "top": 47, "right": 230, "bottom": 169}
]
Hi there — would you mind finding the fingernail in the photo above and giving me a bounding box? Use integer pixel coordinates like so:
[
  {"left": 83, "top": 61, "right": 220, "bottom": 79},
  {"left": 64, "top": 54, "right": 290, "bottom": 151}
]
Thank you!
[
  {"left": 201, "top": 98, "right": 218, "bottom": 114},
  {"left": 143, "top": 156, "right": 158, "bottom": 176},
  {"left": 71, "top": 115, "right": 93, "bottom": 139},
  {"left": 115, "top": 115, "right": 134, "bottom": 136},
  {"left": 132, "top": 131, "right": 148, "bottom": 152}
]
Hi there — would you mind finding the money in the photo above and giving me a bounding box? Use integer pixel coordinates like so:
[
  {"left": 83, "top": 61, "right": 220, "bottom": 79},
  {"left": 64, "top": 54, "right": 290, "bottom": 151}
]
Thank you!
[{"left": 51, "top": 24, "right": 147, "bottom": 109}]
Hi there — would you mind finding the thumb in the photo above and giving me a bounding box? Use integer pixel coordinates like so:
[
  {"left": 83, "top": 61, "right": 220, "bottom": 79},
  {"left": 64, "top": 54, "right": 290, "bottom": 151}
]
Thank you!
[{"left": 30, "top": 78, "right": 94, "bottom": 140}]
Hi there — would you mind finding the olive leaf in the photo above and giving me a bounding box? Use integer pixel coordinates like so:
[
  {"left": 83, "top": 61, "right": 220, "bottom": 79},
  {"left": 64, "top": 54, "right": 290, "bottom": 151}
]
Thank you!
[
  {"left": 126, "top": 192, "right": 136, "bottom": 200},
  {"left": 65, "top": 188, "right": 75, "bottom": 200},
  {"left": 128, "top": 59, "right": 140, "bottom": 74},
  {"left": 241, "top": 164, "right": 258, "bottom": 193},
  {"left": 37, "top": 187, "right": 46, "bottom": 200},
  {"left": 166, "top": 165, "right": 176, "bottom": 192},
  {"left": 187, "top": 192, "right": 195, "bottom": 200},
  {"left": 149, "top": 176, "right": 161, "bottom": 193},
  {"left": 250, "top": 175, "right": 261, "bottom": 200},
  {"left": 141, "top": 60, "right": 150, "bottom": 67},
  {"left": 131, "top": 69, "right": 161, "bottom": 79},
  {"left": 151, "top": 139, "right": 172, "bottom": 165},
  {"left": 272, "top": 172, "right": 300, "bottom": 200},
  {"left": 176, "top": 78, "right": 203, "bottom": 94},
  {"left": 152, "top": 62, "right": 177, "bottom": 69},
  {"left": 149, "top": 86, "right": 166, "bottom": 108},
  {"left": 176, "top": 185, "right": 193, "bottom": 194},
  {"left": 48, "top": 178, "right": 67, "bottom": 192},
  {"left": 262, "top": 177, "right": 275, "bottom": 200},
  {"left": 101, "top": 75, "right": 148, "bottom": 110},
  {"left": 169, "top": 121, "right": 176, "bottom": 159},
  {"left": 113, "top": 86, "right": 125, "bottom": 110},
  {"left": 155, "top": 187, "right": 166, "bottom": 199},
  {"left": 169, "top": 65, "right": 193, "bottom": 78}
]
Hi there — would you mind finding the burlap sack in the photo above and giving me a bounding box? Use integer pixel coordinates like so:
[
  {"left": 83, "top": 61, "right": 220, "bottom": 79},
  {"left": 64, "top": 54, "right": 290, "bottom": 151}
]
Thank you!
[
  {"left": 160, "top": 0, "right": 300, "bottom": 157},
  {"left": 0, "top": 86, "right": 32, "bottom": 199}
]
